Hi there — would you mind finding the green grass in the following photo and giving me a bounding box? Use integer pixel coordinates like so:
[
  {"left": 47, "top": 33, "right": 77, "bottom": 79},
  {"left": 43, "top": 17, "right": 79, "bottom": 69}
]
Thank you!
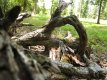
[
  {"left": 23, "top": 15, "right": 50, "bottom": 28},
  {"left": 83, "top": 22, "right": 107, "bottom": 54},
  {"left": 23, "top": 16, "right": 107, "bottom": 54}
]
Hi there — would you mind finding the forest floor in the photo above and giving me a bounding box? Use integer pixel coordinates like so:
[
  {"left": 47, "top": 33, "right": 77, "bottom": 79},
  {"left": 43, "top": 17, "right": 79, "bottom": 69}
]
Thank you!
[
  {"left": 80, "top": 18, "right": 107, "bottom": 25},
  {"left": 21, "top": 15, "right": 107, "bottom": 60}
]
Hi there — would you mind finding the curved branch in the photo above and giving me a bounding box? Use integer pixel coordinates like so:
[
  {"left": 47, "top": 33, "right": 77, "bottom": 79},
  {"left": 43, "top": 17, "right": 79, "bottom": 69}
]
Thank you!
[
  {"left": 43, "top": 15, "right": 87, "bottom": 57},
  {"left": 16, "top": 15, "right": 87, "bottom": 59},
  {"left": 64, "top": 16, "right": 88, "bottom": 56}
]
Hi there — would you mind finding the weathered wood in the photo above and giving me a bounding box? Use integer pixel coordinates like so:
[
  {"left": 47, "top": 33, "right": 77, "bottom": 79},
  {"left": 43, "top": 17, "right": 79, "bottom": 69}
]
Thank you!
[
  {"left": 53, "top": 61, "right": 107, "bottom": 79},
  {"left": 0, "top": 6, "right": 48, "bottom": 80},
  {"left": 15, "top": 15, "right": 87, "bottom": 63},
  {"left": 17, "top": 13, "right": 31, "bottom": 22},
  {"left": 0, "top": 31, "right": 53, "bottom": 80},
  {"left": 25, "top": 49, "right": 107, "bottom": 79},
  {"left": 0, "top": 6, "right": 68, "bottom": 80},
  {"left": 51, "top": 0, "right": 72, "bottom": 19},
  {"left": 15, "top": 1, "right": 87, "bottom": 63}
]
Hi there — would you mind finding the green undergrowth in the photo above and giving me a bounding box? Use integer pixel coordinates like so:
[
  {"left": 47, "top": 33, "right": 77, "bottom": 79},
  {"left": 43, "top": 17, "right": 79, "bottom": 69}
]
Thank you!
[
  {"left": 23, "top": 15, "right": 50, "bottom": 29},
  {"left": 83, "top": 22, "right": 107, "bottom": 55},
  {"left": 23, "top": 16, "right": 107, "bottom": 54}
]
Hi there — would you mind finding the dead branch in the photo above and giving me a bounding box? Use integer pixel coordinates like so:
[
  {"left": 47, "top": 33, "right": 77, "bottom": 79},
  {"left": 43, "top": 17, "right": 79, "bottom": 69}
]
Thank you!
[
  {"left": 0, "top": 30, "right": 60, "bottom": 80},
  {"left": 15, "top": 15, "right": 87, "bottom": 62},
  {"left": 17, "top": 13, "right": 31, "bottom": 22},
  {"left": 13, "top": 1, "right": 88, "bottom": 66},
  {"left": 21, "top": 23, "right": 34, "bottom": 26},
  {"left": 15, "top": 1, "right": 87, "bottom": 60},
  {"left": 51, "top": 0, "right": 72, "bottom": 19},
  {"left": 8, "top": 12, "right": 33, "bottom": 36},
  {"left": 25, "top": 50, "right": 107, "bottom": 79}
]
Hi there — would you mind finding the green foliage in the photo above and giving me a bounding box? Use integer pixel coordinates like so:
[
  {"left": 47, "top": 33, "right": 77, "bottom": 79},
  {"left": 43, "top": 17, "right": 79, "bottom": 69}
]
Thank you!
[
  {"left": 81, "top": 0, "right": 89, "bottom": 18},
  {"left": 90, "top": 0, "right": 107, "bottom": 20},
  {"left": 0, "top": 0, "right": 107, "bottom": 20},
  {"left": 101, "top": 2, "right": 107, "bottom": 19},
  {"left": 23, "top": 15, "right": 49, "bottom": 28},
  {"left": 51, "top": 0, "right": 58, "bottom": 15},
  {"left": 82, "top": 22, "right": 107, "bottom": 52},
  {"left": 0, "top": 0, "right": 8, "bottom": 13},
  {"left": 52, "top": 25, "right": 78, "bottom": 39}
]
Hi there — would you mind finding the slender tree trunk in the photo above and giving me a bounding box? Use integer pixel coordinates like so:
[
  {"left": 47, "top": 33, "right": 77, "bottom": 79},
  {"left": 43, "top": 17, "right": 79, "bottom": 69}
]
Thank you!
[
  {"left": 84, "top": 0, "right": 89, "bottom": 18},
  {"left": 23, "top": 0, "right": 27, "bottom": 11},
  {"left": 33, "top": 0, "right": 39, "bottom": 14},
  {"left": 50, "top": 0, "right": 58, "bottom": 16},
  {"left": 43, "top": 0, "right": 46, "bottom": 14},
  {"left": 50, "top": 0, "right": 54, "bottom": 15},
  {"left": 80, "top": 0, "right": 84, "bottom": 17},
  {"left": 97, "top": 0, "right": 103, "bottom": 24},
  {"left": 78, "top": 0, "right": 83, "bottom": 17}
]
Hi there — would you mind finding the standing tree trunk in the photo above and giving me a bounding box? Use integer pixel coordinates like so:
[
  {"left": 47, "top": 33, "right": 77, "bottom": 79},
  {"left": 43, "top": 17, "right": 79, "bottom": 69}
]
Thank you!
[
  {"left": 42, "top": 0, "right": 46, "bottom": 14},
  {"left": 97, "top": 0, "right": 103, "bottom": 24},
  {"left": 50, "top": 0, "right": 58, "bottom": 16},
  {"left": 23, "top": 0, "right": 27, "bottom": 12},
  {"left": 33, "top": 0, "right": 39, "bottom": 14},
  {"left": 50, "top": 0, "right": 54, "bottom": 15},
  {"left": 83, "top": 0, "right": 89, "bottom": 18}
]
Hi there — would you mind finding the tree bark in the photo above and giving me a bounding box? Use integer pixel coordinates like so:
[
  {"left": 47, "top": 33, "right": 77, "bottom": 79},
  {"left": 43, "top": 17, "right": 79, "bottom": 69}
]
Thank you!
[
  {"left": 15, "top": 15, "right": 87, "bottom": 62},
  {"left": 33, "top": 0, "right": 39, "bottom": 14},
  {"left": 97, "top": 0, "right": 103, "bottom": 24},
  {"left": 25, "top": 49, "right": 107, "bottom": 79}
]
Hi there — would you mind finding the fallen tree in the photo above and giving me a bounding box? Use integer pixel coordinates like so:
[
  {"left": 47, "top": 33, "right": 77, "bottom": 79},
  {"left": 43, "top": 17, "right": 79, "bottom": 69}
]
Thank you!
[
  {"left": 0, "top": 1, "right": 107, "bottom": 80},
  {"left": 15, "top": 1, "right": 88, "bottom": 66},
  {"left": 14, "top": 1, "right": 107, "bottom": 79}
]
